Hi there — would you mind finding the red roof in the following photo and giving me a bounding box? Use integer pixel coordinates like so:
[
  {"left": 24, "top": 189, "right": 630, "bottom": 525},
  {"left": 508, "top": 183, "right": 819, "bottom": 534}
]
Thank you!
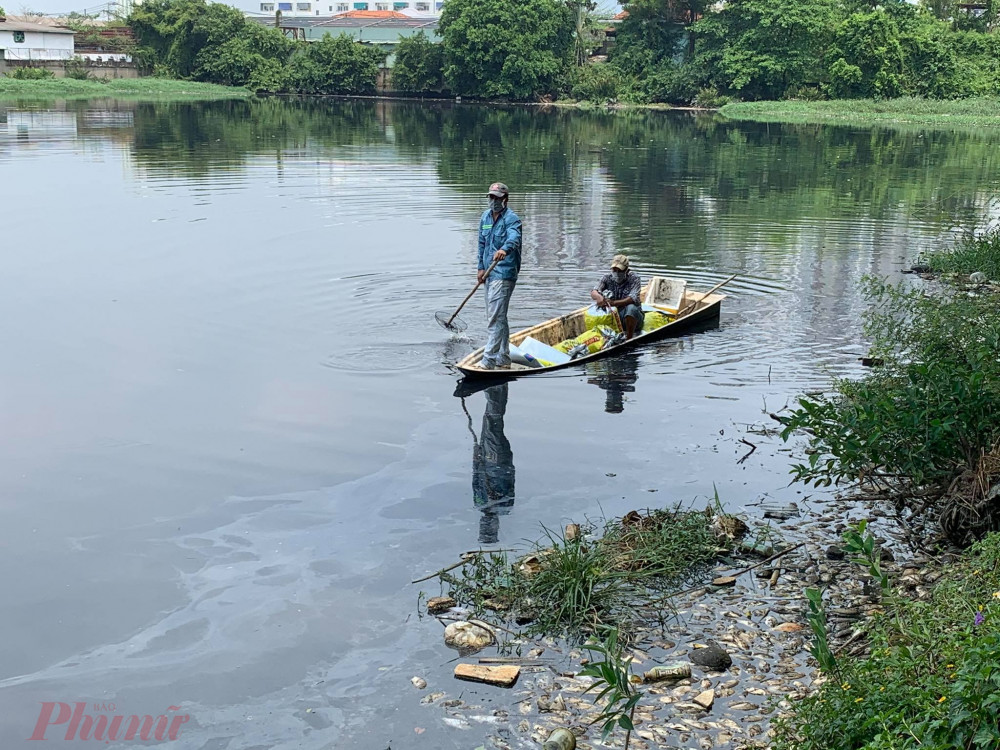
[
  {"left": 613, "top": 10, "right": 628, "bottom": 19},
  {"left": 333, "top": 9, "right": 409, "bottom": 17}
]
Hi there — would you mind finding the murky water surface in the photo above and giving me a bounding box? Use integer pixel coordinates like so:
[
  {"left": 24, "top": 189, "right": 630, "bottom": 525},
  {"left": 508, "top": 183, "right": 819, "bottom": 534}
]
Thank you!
[{"left": 2, "top": 98, "right": 999, "bottom": 748}]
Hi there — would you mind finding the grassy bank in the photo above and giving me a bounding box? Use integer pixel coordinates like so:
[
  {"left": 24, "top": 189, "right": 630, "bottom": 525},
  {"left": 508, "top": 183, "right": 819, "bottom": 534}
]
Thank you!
[
  {"left": 0, "top": 78, "right": 249, "bottom": 101},
  {"left": 721, "top": 97, "right": 1000, "bottom": 128},
  {"left": 775, "top": 528, "right": 1000, "bottom": 750},
  {"left": 926, "top": 228, "right": 1000, "bottom": 280}
]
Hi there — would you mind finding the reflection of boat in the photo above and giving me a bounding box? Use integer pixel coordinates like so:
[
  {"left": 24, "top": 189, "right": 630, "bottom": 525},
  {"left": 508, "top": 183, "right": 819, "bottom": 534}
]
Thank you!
[
  {"left": 455, "top": 277, "right": 725, "bottom": 379},
  {"left": 587, "top": 354, "right": 640, "bottom": 413}
]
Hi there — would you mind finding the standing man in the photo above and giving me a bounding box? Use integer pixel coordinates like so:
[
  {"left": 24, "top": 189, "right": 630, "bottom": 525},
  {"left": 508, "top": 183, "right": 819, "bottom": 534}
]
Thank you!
[
  {"left": 591, "top": 254, "right": 644, "bottom": 340},
  {"left": 478, "top": 182, "right": 522, "bottom": 370}
]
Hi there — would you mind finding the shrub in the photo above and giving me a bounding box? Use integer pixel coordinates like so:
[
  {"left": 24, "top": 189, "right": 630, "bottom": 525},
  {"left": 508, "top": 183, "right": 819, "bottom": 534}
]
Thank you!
[
  {"left": 8, "top": 66, "right": 55, "bottom": 80},
  {"left": 693, "top": 86, "right": 730, "bottom": 108},
  {"left": 285, "top": 35, "right": 384, "bottom": 95},
  {"left": 569, "top": 63, "right": 625, "bottom": 102},
  {"left": 774, "top": 531, "right": 1000, "bottom": 750},
  {"left": 781, "top": 278, "right": 1000, "bottom": 490},
  {"left": 927, "top": 228, "right": 1000, "bottom": 280},
  {"left": 64, "top": 57, "right": 91, "bottom": 80},
  {"left": 391, "top": 32, "right": 444, "bottom": 94}
]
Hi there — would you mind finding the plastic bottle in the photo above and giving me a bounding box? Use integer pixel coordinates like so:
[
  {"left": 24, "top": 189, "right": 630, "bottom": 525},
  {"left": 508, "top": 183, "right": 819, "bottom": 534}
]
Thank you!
[
  {"left": 542, "top": 728, "right": 576, "bottom": 750},
  {"left": 643, "top": 663, "right": 692, "bottom": 682}
]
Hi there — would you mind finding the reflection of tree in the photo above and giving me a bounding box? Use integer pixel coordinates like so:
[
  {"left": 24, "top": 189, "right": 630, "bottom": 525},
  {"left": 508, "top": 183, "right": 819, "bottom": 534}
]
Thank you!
[
  {"left": 586, "top": 354, "right": 640, "bottom": 413},
  {"left": 64, "top": 96, "right": 1000, "bottom": 259},
  {"left": 469, "top": 384, "right": 515, "bottom": 545}
]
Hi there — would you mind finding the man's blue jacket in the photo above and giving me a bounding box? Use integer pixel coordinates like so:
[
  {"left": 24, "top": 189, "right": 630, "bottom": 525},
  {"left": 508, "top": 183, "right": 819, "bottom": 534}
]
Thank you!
[{"left": 477, "top": 206, "right": 522, "bottom": 281}]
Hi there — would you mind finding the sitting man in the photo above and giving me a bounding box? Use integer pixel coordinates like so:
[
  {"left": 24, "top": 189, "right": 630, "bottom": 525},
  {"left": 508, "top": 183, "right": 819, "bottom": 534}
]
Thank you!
[{"left": 591, "top": 254, "right": 644, "bottom": 340}]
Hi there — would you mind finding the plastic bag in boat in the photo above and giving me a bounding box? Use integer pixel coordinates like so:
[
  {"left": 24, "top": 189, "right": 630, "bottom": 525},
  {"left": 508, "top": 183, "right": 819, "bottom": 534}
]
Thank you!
[
  {"left": 642, "top": 310, "right": 673, "bottom": 333},
  {"left": 584, "top": 304, "right": 622, "bottom": 333},
  {"left": 554, "top": 328, "right": 606, "bottom": 355}
]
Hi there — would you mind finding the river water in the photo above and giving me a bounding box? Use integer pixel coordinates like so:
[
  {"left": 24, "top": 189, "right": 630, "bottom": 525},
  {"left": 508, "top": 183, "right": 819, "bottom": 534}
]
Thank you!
[{"left": 1, "top": 98, "right": 998, "bottom": 749}]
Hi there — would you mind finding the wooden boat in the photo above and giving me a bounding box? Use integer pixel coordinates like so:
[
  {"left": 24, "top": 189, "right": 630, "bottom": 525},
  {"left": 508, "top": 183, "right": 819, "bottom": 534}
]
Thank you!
[{"left": 455, "top": 276, "right": 726, "bottom": 380}]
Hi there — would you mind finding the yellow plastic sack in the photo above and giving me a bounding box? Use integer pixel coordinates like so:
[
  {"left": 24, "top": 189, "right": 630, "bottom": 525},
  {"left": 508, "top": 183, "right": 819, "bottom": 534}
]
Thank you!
[
  {"left": 642, "top": 311, "right": 673, "bottom": 333},
  {"left": 584, "top": 304, "right": 622, "bottom": 333},
  {"left": 554, "top": 327, "right": 606, "bottom": 354}
]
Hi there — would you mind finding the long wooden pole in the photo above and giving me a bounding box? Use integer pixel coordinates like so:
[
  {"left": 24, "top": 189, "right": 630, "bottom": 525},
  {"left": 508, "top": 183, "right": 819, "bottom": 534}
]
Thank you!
[
  {"left": 446, "top": 256, "right": 502, "bottom": 327},
  {"left": 676, "top": 274, "right": 738, "bottom": 318}
]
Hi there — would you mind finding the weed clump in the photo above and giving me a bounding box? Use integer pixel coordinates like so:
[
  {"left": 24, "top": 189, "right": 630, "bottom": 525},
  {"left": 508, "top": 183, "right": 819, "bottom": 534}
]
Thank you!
[{"left": 444, "top": 505, "right": 728, "bottom": 641}]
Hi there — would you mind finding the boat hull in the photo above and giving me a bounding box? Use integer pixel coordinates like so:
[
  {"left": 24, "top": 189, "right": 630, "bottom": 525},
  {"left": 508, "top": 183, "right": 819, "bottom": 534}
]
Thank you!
[{"left": 454, "top": 285, "right": 724, "bottom": 381}]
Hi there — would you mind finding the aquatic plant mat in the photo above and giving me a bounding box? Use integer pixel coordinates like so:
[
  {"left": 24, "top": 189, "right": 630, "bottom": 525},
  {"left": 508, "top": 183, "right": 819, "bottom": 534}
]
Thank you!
[{"left": 435, "top": 505, "right": 755, "bottom": 643}]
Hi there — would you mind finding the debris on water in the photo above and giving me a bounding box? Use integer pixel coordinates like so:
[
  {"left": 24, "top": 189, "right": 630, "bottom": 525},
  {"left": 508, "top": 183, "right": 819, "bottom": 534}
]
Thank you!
[
  {"left": 427, "top": 596, "right": 457, "bottom": 614},
  {"left": 643, "top": 663, "right": 692, "bottom": 682},
  {"left": 693, "top": 689, "right": 715, "bottom": 709},
  {"left": 711, "top": 575, "right": 738, "bottom": 587},
  {"left": 454, "top": 664, "right": 520, "bottom": 687},
  {"left": 410, "top": 676, "right": 427, "bottom": 690},
  {"left": 541, "top": 727, "right": 577, "bottom": 750},
  {"left": 443, "top": 621, "right": 494, "bottom": 654}
]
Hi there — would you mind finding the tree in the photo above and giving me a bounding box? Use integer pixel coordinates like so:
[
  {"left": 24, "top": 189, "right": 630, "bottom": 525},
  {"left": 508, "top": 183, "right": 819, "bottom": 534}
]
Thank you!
[
  {"left": 285, "top": 34, "right": 384, "bottom": 95},
  {"left": 439, "top": 0, "right": 573, "bottom": 99},
  {"left": 692, "top": 0, "right": 840, "bottom": 100},
  {"left": 391, "top": 32, "right": 444, "bottom": 93},
  {"left": 129, "top": 0, "right": 294, "bottom": 89}
]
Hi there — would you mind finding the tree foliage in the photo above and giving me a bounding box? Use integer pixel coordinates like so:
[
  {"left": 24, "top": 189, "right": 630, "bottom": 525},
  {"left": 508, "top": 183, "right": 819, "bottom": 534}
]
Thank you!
[
  {"left": 390, "top": 32, "right": 444, "bottom": 93},
  {"left": 439, "top": 0, "right": 573, "bottom": 99},
  {"left": 286, "top": 35, "right": 384, "bottom": 95},
  {"left": 692, "top": 0, "right": 840, "bottom": 100}
]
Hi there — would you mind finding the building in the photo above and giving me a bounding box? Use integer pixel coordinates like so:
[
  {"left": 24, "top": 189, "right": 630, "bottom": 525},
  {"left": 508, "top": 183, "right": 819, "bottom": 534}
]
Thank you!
[
  {"left": 253, "top": 12, "right": 439, "bottom": 51},
  {"left": 232, "top": 0, "right": 444, "bottom": 18},
  {"left": 0, "top": 16, "right": 75, "bottom": 61}
]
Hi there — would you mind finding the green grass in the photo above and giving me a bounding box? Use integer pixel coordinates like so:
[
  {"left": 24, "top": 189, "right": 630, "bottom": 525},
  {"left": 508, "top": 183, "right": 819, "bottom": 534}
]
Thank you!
[
  {"left": 721, "top": 97, "right": 1000, "bottom": 129},
  {"left": 0, "top": 77, "right": 250, "bottom": 101},
  {"left": 926, "top": 229, "right": 1000, "bottom": 280},
  {"left": 442, "top": 506, "right": 724, "bottom": 641},
  {"left": 774, "top": 531, "right": 1000, "bottom": 750}
]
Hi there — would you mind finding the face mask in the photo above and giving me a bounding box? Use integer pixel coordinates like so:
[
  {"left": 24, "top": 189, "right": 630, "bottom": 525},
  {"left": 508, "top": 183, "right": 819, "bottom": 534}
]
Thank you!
[
  {"left": 489, "top": 197, "right": 505, "bottom": 213},
  {"left": 612, "top": 270, "right": 626, "bottom": 283}
]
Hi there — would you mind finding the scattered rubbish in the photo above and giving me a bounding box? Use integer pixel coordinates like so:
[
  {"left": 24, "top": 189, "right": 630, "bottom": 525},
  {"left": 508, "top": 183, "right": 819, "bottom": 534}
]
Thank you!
[
  {"left": 454, "top": 664, "right": 521, "bottom": 688},
  {"left": 444, "top": 621, "right": 495, "bottom": 655},
  {"left": 774, "top": 622, "right": 804, "bottom": 633},
  {"left": 761, "top": 502, "right": 800, "bottom": 520},
  {"left": 564, "top": 523, "right": 581, "bottom": 542},
  {"left": 643, "top": 663, "right": 692, "bottom": 682},
  {"left": 542, "top": 727, "right": 577, "bottom": 750},
  {"left": 427, "top": 596, "right": 457, "bottom": 615},
  {"left": 689, "top": 640, "right": 733, "bottom": 671},
  {"left": 970, "top": 271, "right": 987, "bottom": 283},
  {"left": 693, "top": 688, "right": 716, "bottom": 709},
  {"left": 712, "top": 575, "right": 738, "bottom": 586},
  {"left": 410, "top": 676, "right": 427, "bottom": 690},
  {"left": 711, "top": 514, "right": 749, "bottom": 541}
]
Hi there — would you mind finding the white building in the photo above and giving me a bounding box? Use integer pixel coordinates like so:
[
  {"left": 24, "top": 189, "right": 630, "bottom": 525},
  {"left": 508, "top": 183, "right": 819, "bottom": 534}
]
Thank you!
[
  {"left": 0, "top": 18, "right": 75, "bottom": 61},
  {"left": 231, "top": 0, "right": 444, "bottom": 18}
]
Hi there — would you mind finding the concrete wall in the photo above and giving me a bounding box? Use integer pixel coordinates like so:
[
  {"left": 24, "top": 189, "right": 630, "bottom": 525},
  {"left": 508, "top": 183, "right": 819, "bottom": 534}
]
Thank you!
[{"left": 0, "top": 59, "right": 139, "bottom": 79}]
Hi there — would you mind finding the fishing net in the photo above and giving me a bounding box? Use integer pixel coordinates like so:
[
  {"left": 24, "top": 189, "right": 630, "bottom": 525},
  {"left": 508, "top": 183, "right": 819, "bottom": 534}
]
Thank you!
[{"left": 435, "top": 310, "right": 468, "bottom": 333}]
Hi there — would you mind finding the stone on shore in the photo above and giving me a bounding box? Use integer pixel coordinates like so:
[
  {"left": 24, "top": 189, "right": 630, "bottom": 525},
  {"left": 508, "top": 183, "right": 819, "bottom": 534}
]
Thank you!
[{"left": 689, "top": 640, "right": 733, "bottom": 671}]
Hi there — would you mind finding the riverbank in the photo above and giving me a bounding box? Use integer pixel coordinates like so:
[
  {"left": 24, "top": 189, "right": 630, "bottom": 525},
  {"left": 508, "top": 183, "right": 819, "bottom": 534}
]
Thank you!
[
  {"left": 0, "top": 78, "right": 250, "bottom": 101},
  {"left": 720, "top": 97, "right": 1000, "bottom": 128}
]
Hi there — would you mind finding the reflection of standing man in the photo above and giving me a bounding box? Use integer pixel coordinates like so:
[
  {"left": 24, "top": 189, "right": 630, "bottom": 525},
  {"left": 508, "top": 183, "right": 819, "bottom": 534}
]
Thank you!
[
  {"left": 477, "top": 182, "right": 522, "bottom": 370},
  {"left": 472, "top": 383, "right": 515, "bottom": 545}
]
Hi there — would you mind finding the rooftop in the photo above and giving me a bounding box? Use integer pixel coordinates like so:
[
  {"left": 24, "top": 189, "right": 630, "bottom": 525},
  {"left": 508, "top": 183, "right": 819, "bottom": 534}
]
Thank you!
[{"left": 0, "top": 17, "right": 76, "bottom": 33}]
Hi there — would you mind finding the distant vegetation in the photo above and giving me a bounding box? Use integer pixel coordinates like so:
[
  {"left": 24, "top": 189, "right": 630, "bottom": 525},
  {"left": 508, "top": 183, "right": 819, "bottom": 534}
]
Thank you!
[
  {"left": 115, "top": 0, "right": 1000, "bottom": 104},
  {"left": 129, "top": 0, "right": 382, "bottom": 94},
  {"left": 721, "top": 98, "right": 1000, "bottom": 128},
  {"left": 0, "top": 77, "right": 250, "bottom": 100}
]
